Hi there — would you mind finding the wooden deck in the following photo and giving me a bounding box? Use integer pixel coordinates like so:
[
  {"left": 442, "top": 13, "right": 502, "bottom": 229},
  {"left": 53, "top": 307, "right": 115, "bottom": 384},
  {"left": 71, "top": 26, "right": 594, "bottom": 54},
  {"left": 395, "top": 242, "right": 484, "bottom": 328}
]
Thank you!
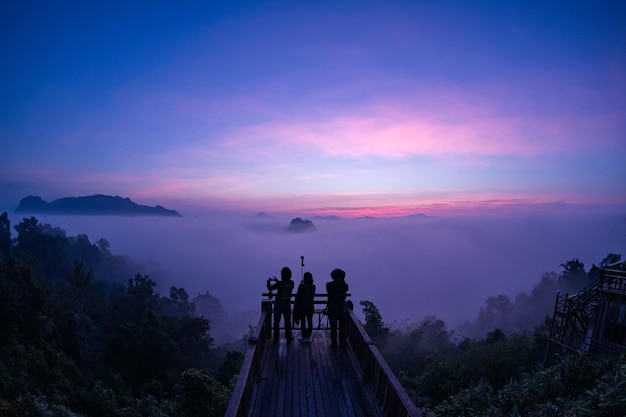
[
  {"left": 247, "top": 330, "right": 384, "bottom": 417},
  {"left": 225, "top": 299, "right": 421, "bottom": 417}
]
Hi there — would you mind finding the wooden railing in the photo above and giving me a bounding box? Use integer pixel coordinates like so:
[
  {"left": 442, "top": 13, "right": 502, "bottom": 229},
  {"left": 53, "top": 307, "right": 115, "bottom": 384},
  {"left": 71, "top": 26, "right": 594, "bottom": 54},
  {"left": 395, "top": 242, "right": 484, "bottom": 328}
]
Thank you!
[
  {"left": 223, "top": 301, "right": 271, "bottom": 417},
  {"left": 549, "top": 285, "right": 599, "bottom": 348},
  {"left": 598, "top": 267, "right": 626, "bottom": 294},
  {"left": 225, "top": 295, "right": 422, "bottom": 417},
  {"left": 260, "top": 292, "right": 352, "bottom": 331},
  {"left": 345, "top": 303, "right": 422, "bottom": 417}
]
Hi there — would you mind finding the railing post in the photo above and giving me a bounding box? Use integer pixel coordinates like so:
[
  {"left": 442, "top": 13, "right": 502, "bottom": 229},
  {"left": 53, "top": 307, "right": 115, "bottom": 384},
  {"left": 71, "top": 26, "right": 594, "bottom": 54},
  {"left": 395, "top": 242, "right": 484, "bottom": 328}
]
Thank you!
[
  {"left": 262, "top": 300, "right": 272, "bottom": 339},
  {"left": 224, "top": 310, "right": 268, "bottom": 417}
]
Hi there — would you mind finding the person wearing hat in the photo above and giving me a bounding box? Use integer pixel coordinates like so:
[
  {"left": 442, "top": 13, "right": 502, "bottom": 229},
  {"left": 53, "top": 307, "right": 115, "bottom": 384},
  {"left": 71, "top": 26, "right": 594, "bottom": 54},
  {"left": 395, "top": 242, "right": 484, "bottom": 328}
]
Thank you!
[{"left": 326, "top": 268, "right": 349, "bottom": 349}]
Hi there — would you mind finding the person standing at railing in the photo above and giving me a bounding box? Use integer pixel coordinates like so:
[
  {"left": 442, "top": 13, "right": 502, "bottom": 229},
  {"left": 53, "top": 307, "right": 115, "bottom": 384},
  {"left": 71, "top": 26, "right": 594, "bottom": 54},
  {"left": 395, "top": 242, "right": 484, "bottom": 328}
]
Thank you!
[
  {"left": 326, "top": 268, "right": 349, "bottom": 350},
  {"left": 294, "top": 271, "right": 316, "bottom": 343},
  {"left": 267, "top": 267, "right": 295, "bottom": 343}
]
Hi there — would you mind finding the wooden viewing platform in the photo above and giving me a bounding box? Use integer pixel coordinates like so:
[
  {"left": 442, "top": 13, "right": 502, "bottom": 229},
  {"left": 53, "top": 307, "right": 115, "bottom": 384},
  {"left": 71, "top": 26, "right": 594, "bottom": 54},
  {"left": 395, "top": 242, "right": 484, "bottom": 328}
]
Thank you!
[{"left": 225, "top": 294, "right": 421, "bottom": 417}]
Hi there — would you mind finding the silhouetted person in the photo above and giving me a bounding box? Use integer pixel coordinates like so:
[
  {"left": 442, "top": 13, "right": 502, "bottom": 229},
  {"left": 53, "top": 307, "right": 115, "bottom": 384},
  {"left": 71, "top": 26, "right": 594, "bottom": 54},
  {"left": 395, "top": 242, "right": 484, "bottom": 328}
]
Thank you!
[
  {"left": 326, "top": 268, "right": 349, "bottom": 349},
  {"left": 267, "top": 266, "right": 295, "bottom": 342},
  {"left": 294, "top": 271, "right": 316, "bottom": 343}
]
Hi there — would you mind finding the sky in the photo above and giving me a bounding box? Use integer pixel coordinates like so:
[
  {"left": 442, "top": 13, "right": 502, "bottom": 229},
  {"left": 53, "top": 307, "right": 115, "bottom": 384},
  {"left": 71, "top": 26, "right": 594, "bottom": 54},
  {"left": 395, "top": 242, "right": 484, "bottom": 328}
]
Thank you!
[{"left": 1, "top": 1, "right": 625, "bottom": 217}]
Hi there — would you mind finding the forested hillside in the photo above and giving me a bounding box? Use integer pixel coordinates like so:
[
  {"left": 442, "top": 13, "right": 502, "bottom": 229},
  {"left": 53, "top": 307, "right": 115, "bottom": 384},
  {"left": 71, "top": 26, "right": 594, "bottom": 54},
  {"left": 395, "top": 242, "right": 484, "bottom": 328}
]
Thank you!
[
  {"left": 0, "top": 213, "right": 242, "bottom": 416},
  {"left": 359, "top": 252, "right": 626, "bottom": 416}
]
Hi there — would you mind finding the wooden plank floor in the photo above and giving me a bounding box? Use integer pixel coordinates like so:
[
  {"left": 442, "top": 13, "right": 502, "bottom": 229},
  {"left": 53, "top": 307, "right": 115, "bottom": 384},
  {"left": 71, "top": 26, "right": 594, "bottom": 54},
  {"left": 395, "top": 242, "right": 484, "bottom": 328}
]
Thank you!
[{"left": 247, "top": 330, "right": 384, "bottom": 417}]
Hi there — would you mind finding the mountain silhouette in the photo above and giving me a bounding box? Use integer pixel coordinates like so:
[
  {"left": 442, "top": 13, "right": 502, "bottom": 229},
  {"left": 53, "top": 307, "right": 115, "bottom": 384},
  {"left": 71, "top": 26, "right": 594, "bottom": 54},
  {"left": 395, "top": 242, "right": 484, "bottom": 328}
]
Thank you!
[{"left": 15, "top": 195, "right": 182, "bottom": 217}]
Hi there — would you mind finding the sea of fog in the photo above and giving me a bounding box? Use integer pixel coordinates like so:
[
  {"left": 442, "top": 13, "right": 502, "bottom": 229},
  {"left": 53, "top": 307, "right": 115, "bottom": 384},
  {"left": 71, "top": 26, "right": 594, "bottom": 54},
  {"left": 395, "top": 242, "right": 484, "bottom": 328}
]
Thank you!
[{"left": 6, "top": 209, "right": 625, "bottom": 343}]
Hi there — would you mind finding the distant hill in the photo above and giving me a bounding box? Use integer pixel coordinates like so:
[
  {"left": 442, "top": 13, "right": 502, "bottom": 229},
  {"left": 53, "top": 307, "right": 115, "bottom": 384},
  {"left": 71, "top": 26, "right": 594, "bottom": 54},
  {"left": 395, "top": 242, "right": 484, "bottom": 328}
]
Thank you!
[
  {"left": 404, "top": 213, "right": 434, "bottom": 219},
  {"left": 287, "top": 217, "right": 315, "bottom": 232},
  {"left": 15, "top": 195, "right": 182, "bottom": 217}
]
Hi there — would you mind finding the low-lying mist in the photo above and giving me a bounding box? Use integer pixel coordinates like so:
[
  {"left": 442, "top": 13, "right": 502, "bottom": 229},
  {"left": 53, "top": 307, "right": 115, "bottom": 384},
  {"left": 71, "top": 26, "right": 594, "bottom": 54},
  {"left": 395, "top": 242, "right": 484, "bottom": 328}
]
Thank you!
[{"left": 9, "top": 209, "right": 625, "bottom": 344}]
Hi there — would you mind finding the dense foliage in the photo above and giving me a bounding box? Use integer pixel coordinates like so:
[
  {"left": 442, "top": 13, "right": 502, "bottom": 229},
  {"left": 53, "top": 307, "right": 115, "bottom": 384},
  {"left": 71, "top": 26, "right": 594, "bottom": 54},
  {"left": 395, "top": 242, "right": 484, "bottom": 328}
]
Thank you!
[
  {"left": 0, "top": 213, "right": 243, "bottom": 417},
  {"left": 360, "top": 252, "right": 625, "bottom": 416}
]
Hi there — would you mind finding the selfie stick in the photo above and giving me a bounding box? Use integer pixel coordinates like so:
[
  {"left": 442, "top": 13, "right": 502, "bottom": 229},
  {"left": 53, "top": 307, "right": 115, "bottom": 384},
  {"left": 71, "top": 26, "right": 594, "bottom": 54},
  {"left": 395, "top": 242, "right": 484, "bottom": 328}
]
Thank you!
[{"left": 300, "top": 256, "right": 304, "bottom": 283}]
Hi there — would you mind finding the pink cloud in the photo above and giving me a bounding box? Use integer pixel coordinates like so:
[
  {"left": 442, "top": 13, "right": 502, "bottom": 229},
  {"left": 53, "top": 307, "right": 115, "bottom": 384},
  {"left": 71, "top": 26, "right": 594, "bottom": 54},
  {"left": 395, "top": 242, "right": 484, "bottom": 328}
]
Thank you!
[
  {"left": 179, "top": 74, "right": 624, "bottom": 161},
  {"left": 211, "top": 112, "right": 544, "bottom": 160}
]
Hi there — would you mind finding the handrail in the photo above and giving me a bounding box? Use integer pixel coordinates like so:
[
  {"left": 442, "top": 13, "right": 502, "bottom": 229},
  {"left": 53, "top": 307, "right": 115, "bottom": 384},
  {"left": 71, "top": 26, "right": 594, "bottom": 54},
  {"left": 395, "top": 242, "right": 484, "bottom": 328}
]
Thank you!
[
  {"left": 261, "top": 292, "right": 352, "bottom": 330},
  {"left": 345, "top": 304, "right": 422, "bottom": 417},
  {"left": 598, "top": 268, "right": 626, "bottom": 294},
  {"left": 223, "top": 301, "right": 271, "bottom": 417},
  {"left": 261, "top": 292, "right": 351, "bottom": 301},
  {"left": 225, "top": 295, "right": 421, "bottom": 417}
]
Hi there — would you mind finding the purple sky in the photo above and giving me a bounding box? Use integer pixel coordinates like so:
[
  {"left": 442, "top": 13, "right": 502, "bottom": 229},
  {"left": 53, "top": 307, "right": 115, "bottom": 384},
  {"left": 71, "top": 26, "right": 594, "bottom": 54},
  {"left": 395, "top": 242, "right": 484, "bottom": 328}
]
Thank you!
[{"left": 1, "top": 1, "right": 625, "bottom": 217}]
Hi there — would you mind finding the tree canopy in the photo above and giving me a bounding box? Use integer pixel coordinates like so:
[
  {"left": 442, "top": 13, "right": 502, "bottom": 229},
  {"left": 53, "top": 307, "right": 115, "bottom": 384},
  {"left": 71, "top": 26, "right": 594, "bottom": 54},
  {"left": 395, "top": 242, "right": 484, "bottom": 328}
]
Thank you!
[{"left": 0, "top": 213, "right": 243, "bottom": 417}]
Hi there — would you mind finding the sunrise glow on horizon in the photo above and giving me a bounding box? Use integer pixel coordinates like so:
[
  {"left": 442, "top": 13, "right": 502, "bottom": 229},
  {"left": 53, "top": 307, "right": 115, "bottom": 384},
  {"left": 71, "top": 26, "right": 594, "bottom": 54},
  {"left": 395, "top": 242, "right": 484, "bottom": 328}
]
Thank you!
[{"left": 1, "top": 2, "right": 625, "bottom": 217}]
